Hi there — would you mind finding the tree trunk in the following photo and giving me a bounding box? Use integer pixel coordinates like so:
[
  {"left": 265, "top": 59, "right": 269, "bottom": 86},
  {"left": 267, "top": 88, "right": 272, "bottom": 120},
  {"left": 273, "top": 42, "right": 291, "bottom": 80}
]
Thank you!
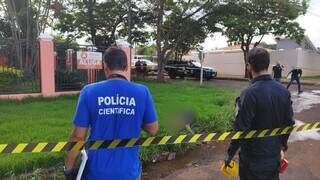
[
  {"left": 243, "top": 49, "right": 249, "bottom": 78},
  {"left": 5, "top": 0, "right": 23, "bottom": 69},
  {"left": 174, "top": 51, "right": 178, "bottom": 61},
  {"left": 156, "top": 0, "right": 165, "bottom": 82},
  {"left": 88, "top": 0, "right": 96, "bottom": 45},
  {"left": 157, "top": 53, "right": 165, "bottom": 81}
]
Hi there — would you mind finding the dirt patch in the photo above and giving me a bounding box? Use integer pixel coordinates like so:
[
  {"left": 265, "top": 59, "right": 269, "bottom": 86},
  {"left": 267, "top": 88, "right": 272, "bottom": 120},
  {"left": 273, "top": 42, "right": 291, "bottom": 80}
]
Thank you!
[
  {"left": 143, "top": 142, "right": 231, "bottom": 180},
  {"left": 295, "top": 103, "right": 320, "bottom": 123}
]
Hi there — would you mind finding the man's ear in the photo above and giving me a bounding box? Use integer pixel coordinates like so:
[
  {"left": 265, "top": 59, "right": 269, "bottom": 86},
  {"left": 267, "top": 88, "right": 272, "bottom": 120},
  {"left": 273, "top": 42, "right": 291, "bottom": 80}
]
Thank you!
[
  {"left": 103, "top": 62, "right": 108, "bottom": 71},
  {"left": 124, "top": 65, "right": 129, "bottom": 72}
]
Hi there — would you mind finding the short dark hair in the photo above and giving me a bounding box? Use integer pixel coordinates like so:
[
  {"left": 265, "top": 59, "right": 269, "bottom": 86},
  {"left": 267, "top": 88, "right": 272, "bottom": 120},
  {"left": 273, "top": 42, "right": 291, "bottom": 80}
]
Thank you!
[
  {"left": 104, "top": 47, "right": 128, "bottom": 71},
  {"left": 248, "top": 48, "right": 270, "bottom": 72}
]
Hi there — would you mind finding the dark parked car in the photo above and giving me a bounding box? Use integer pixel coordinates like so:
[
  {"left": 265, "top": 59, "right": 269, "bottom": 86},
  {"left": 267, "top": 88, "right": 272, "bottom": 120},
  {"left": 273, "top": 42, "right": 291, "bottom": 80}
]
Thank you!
[{"left": 165, "top": 60, "right": 217, "bottom": 80}]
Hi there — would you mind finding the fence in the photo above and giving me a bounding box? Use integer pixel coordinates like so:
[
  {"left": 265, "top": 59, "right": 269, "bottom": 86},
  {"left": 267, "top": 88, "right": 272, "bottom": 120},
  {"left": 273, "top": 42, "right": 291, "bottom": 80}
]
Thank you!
[
  {"left": 0, "top": 39, "right": 40, "bottom": 94},
  {"left": 0, "top": 34, "right": 131, "bottom": 99},
  {"left": 54, "top": 45, "right": 107, "bottom": 91}
]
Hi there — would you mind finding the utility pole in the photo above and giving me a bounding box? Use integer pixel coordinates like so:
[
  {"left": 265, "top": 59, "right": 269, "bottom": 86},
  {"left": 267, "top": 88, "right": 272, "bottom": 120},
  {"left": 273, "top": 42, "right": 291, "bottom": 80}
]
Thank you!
[{"left": 198, "top": 48, "right": 205, "bottom": 85}]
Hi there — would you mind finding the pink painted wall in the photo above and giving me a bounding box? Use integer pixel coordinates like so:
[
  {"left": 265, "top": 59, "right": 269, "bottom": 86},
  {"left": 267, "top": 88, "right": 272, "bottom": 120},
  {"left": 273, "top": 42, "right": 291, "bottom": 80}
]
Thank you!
[{"left": 39, "top": 34, "right": 56, "bottom": 97}]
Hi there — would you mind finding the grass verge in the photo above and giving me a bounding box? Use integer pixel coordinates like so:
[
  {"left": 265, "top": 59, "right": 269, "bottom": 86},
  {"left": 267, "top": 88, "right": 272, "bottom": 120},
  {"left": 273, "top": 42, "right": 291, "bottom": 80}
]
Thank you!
[
  {"left": 302, "top": 76, "right": 320, "bottom": 82},
  {"left": 0, "top": 81, "right": 237, "bottom": 178}
]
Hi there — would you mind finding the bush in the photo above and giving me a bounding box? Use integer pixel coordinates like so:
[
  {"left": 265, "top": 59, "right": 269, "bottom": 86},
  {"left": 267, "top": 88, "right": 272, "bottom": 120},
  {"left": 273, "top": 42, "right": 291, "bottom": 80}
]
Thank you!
[{"left": 0, "top": 67, "right": 22, "bottom": 88}]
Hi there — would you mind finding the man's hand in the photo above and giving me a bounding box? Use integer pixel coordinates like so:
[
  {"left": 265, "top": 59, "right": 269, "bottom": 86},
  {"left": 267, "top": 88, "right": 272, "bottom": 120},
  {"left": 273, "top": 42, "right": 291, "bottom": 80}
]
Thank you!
[
  {"left": 224, "top": 154, "right": 233, "bottom": 168},
  {"left": 65, "top": 127, "right": 87, "bottom": 176},
  {"left": 64, "top": 168, "right": 79, "bottom": 180},
  {"left": 281, "top": 150, "right": 285, "bottom": 160},
  {"left": 143, "top": 121, "right": 158, "bottom": 136}
]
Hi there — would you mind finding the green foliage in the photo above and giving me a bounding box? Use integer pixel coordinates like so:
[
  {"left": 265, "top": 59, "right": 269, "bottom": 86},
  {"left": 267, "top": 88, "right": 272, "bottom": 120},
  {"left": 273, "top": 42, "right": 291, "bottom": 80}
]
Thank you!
[
  {"left": 213, "top": 0, "right": 309, "bottom": 77},
  {"left": 0, "top": 67, "right": 22, "bottom": 89},
  {"left": 137, "top": 45, "right": 156, "bottom": 57},
  {"left": 0, "top": 66, "right": 22, "bottom": 76},
  {"left": 218, "top": 0, "right": 308, "bottom": 53},
  {"left": 262, "top": 44, "right": 277, "bottom": 50},
  {"left": 0, "top": 18, "right": 11, "bottom": 39},
  {"left": 0, "top": 81, "right": 237, "bottom": 178},
  {"left": 54, "top": 0, "right": 150, "bottom": 47},
  {"left": 54, "top": 35, "right": 78, "bottom": 49}
]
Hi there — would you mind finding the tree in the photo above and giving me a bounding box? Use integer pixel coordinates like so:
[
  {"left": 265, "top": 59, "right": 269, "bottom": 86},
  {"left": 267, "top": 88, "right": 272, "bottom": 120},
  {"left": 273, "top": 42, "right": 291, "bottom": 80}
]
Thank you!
[
  {"left": 0, "top": 0, "right": 53, "bottom": 71},
  {"left": 145, "top": 0, "right": 221, "bottom": 81},
  {"left": 0, "top": 18, "right": 11, "bottom": 39},
  {"left": 137, "top": 45, "right": 156, "bottom": 57},
  {"left": 218, "top": 0, "right": 308, "bottom": 77},
  {"left": 55, "top": 0, "right": 150, "bottom": 47}
]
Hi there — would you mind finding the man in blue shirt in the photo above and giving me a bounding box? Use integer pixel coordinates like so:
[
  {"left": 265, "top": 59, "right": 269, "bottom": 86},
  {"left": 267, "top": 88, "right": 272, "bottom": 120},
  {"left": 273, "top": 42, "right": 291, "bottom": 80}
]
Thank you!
[{"left": 64, "top": 47, "right": 159, "bottom": 180}]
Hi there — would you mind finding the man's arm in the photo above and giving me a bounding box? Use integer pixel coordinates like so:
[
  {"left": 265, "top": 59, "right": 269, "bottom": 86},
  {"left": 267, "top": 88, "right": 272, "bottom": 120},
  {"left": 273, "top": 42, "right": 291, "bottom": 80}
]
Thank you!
[
  {"left": 299, "top": 69, "right": 303, "bottom": 78},
  {"left": 143, "top": 121, "right": 159, "bottom": 136},
  {"left": 65, "top": 127, "right": 88, "bottom": 170},
  {"left": 142, "top": 87, "right": 159, "bottom": 136},
  {"left": 281, "top": 94, "right": 295, "bottom": 151},
  {"left": 226, "top": 91, "right": 256, "bottom": 164}
]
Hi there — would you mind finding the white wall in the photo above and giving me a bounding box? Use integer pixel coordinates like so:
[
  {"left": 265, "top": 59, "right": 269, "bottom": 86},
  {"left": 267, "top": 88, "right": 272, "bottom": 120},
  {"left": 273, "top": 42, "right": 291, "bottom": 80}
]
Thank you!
[
  {"left": 203, "top": 50, "right": 245, "bottom": 76},
  {"left": 189, "top": 49, "right": 320, "bottom": 77},
  {"left": 298, "top": 50, "right": 320, "bottom": 76},
  {"left": 269, "top": 49, "right": 299, "bottom": 76}
]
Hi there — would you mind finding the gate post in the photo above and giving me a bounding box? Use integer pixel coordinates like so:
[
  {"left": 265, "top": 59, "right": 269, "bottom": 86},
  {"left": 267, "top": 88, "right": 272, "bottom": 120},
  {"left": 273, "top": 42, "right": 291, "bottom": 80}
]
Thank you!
[{"left": 38, "top": 33, "right": 56, "bottom": 97}]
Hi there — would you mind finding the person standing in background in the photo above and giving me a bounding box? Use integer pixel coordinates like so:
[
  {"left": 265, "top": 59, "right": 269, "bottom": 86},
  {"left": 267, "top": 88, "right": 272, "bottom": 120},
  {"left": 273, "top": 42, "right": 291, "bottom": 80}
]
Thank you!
[
  {"left": 272, "top": 62, "right": 284, "bottom": 82},
  {"left": 287, "top": 66, "right": 303, "bottom": 94}
]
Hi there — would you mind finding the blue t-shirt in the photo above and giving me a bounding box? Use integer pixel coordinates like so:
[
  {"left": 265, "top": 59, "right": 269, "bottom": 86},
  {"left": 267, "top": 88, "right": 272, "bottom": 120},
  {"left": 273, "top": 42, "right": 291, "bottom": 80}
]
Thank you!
[{"left": 73, "top": 79, "right": 158, "bottom": 180}]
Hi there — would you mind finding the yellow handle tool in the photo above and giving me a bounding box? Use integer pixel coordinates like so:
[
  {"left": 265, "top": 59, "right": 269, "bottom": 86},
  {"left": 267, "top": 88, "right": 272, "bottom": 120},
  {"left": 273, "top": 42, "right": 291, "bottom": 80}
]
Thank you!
[{"left": 220, "top": 160, "right": 239, "bottom": 177}]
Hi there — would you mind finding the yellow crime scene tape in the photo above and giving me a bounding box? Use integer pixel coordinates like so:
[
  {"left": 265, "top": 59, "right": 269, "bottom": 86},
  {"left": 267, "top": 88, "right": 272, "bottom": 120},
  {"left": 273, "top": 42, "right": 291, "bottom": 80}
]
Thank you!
[{"left": 0, "top": 121, "right": 319, "bottom": 154}]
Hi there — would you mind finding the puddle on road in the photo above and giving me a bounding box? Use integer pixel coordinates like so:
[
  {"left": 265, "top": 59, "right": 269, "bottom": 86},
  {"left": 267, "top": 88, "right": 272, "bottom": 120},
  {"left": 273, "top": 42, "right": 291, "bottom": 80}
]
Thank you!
[
  {"left": 290, "top": 91, "right": 320, "bottom": 142},
  {"left": 291, "top": 91, "right": 320, "bottom": 113},
  {"left": 289, "top": 120, "right": 320, "bottom": 142}
]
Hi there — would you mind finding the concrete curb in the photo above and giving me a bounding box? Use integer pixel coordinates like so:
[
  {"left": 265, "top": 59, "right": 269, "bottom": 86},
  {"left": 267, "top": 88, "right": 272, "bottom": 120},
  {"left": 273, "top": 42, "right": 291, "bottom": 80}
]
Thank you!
[
  {"left": 215, "top": 77, "right": 320, "bottom": 86},
  {"left": 0, "top": 91, "right": 80, "bottom": 100}
]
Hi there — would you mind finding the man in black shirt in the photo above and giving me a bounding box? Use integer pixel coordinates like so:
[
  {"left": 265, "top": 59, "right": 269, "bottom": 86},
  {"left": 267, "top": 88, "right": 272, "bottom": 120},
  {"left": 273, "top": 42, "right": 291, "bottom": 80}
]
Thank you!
[
  {"left": 287, "top": 67, "right": 303, "bottom": 94},
  {"left": 224, "top": 48, "right": 295, "bottom": 180},
  {"left": 135, "top": 60, "right": 142, "bottom": 78},
  {"left": 272, "top": 62, "right": 284, "bottom": 82}
]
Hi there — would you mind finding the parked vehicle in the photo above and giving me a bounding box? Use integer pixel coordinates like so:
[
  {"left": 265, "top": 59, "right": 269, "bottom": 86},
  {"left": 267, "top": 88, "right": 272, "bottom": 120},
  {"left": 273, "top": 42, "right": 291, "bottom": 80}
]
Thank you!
[
  {"left": 165, "top": 60, "right": 217, "bottom": 80},
  {"left": 132, "top": 59, "right": 158, "bottom": 72}
]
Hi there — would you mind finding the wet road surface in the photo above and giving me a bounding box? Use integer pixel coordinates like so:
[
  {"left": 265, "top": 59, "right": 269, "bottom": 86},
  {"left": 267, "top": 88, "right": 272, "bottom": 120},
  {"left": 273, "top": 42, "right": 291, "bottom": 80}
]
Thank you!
[{"left": 143, "top": 81, "right": 320, "bottom": 180}]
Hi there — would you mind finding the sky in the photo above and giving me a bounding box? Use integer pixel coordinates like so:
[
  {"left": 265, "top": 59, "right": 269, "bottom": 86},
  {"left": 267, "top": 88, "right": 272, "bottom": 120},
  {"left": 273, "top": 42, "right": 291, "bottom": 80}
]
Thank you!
[{"left": 202, "top": 0, "right": 320, "bottom": 51}]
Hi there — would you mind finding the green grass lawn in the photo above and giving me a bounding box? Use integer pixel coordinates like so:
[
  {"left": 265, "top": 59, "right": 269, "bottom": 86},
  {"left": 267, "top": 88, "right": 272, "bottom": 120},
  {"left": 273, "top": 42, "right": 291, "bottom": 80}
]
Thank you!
[
  {"left": 302, "top": 76, "right": 320, "bottom": 82},
  {"left": 0, "top": 81, "right": 237, "bottom": 178}
]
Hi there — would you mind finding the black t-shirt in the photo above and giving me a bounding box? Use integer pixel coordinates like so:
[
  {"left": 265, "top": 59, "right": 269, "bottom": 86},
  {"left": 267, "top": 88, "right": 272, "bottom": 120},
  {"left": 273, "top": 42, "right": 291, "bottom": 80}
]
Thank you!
[
  {"left": 272, "top": 65, "right": 282, "bottom": 78},
  {"left": 291, "top": 69, "right": 302, "bottom": 79}
]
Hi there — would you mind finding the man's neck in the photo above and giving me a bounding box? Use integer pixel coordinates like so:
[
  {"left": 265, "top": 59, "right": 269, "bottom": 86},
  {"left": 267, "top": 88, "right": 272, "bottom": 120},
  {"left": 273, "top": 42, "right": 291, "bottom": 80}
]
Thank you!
[
  {"left": 252, "top": 71, "right": 269, "bottom": 79},
  {"left": 107, "top": 70, "right": 127, "bottom": 79}
]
